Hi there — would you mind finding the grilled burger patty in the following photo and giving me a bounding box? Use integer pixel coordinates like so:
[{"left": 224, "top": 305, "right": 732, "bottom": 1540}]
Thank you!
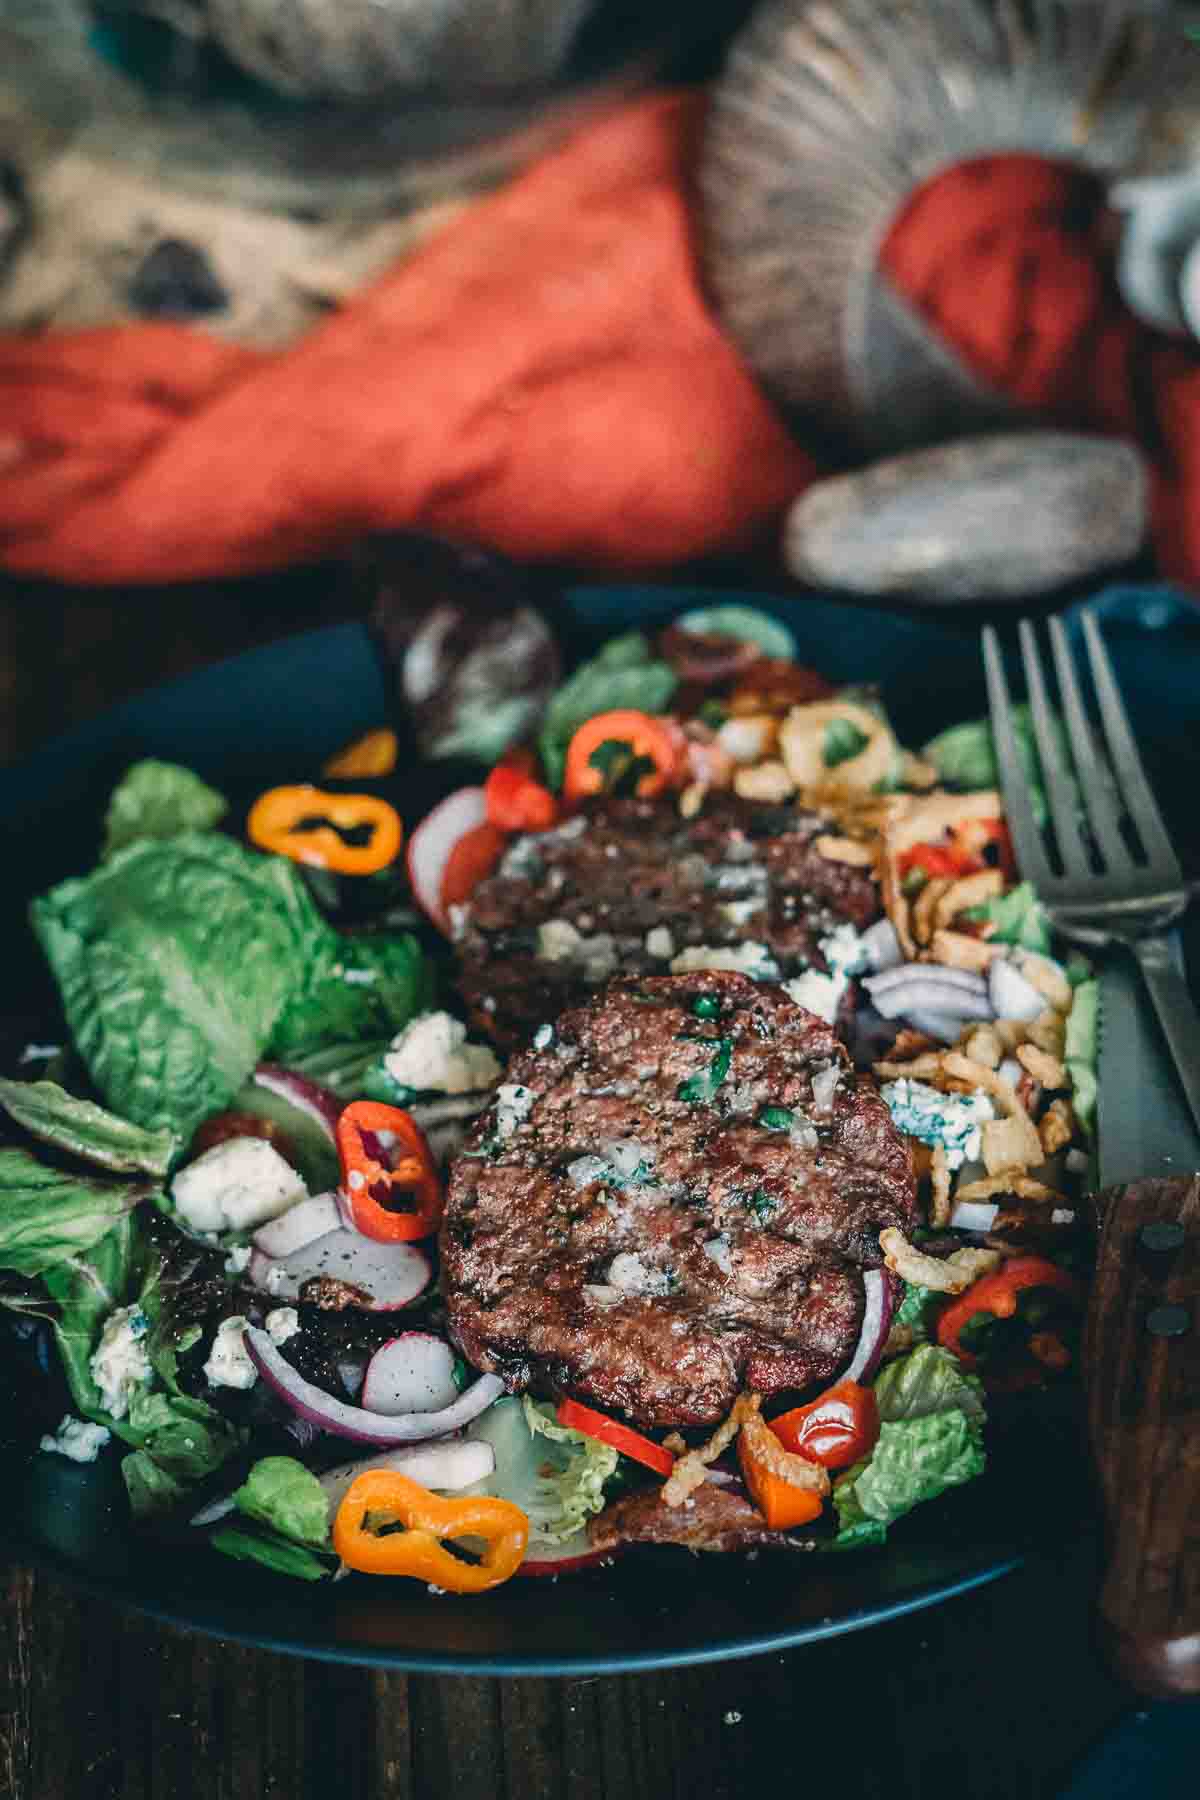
[
  {"left": 453, "top": 792, "right": 879, "bottom": 1050},
  {"left": 441, "top": 972, "right": 916, "bottom": 1429}
]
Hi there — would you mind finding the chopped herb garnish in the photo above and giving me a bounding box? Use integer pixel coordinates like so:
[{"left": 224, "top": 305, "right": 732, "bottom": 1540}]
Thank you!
[
  {"left": 588, "top": 739, "right": 657, "bottom": 797},
  {"left": 757, "top": 1106, "right": 794, "bottom": 1132},
  {"left": 676, "top": 1037, "right": 732, "bottom": 1104},
  {"left": 698, "top": 699, "right": 728, "bottom": 730},
  {"left": 691, "top": 995, "right": 721, "bottom": 1020},
  {"left": 746, "top": 1188, "right": 777, "bottom": 1223}
]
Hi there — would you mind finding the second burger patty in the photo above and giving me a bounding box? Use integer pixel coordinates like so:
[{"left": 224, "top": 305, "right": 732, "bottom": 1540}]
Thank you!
[
  {"left": 452, "top": 792, "right": 880, "bottom": 1050},
  {"left": 441, "top": 972, "right": 917, "bottom": 1429}
]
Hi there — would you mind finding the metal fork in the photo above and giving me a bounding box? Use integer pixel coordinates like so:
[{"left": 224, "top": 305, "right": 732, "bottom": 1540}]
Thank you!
[{"left": 982, "top": 611, "right": 1200, "bottom": 1138}]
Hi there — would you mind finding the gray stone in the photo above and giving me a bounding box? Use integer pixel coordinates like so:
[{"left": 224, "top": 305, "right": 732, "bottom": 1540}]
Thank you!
[{"left": 783, "top": 433, "right": 1148, "bottom": 603}]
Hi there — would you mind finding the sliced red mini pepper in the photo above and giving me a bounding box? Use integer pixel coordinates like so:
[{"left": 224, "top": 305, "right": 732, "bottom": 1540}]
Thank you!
[
  {"left": 336, "top": 1101, "right": 442, "bottom": 1242},
  {"left": 898, "top": 817, "right": 1015, "bottom": 884},
  {"left": 248, "top": 784, "right": 402, "bottom": 876},
  {"left": 562, "top": 710, "right": 678, "bottom": 803},
  {"left": 556, "top": 1398, "right": 676, "bottom": 1477},
  {"left": 768, "top": 1380, "right": 880, "bottom": 1472},
  {"left": 936, "top": 1255, "right": 1083, "bottom": 1369},
  {"left": 485, "top": 761, "right": 559, "bottom": 833}
]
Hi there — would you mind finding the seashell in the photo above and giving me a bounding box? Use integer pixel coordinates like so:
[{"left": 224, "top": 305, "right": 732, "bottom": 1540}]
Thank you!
[
  {"left": 783, "top": 432, "right": 1148, "bottom": 602},
  {"left": 192, "top": 0, "right": 597, "bottom": 97},
  {"left": 700, "top": 0, "right": 1188, "bottom": 455}
]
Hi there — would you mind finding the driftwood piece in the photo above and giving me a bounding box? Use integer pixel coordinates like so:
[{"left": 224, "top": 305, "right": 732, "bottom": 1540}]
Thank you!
[
  {"left": 783, "top": 433, "right": 1148, "bottom": 602},
  {"left": 1085, "top": 1174, "right": 1200, "bottom": 1698}
]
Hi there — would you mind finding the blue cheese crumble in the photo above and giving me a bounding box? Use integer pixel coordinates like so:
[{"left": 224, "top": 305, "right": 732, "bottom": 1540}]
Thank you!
[
  {"left": 383, "top": 1010, "right": 502, "bottom": 1095},
  {"left": 204, "top": 1316, "right": 258, "bottom": 1390},
  {"left": 40, "top": 1415, "right": 111, "bottom": 1463},
  {"left": 879, "top": 1078, "right": 996, "bottom": 1170},
  {"left": 670, "top": 942, "right": 780, "bottom": 979},
  {"left": 784, "top": 924, "right": 867, "bottom": 1025},
  {"left": 495, "top": 1082, "right": 534, "bottom": 1138},
  {"left": 90, "top": 1305, "right": 151, "bottom": 1420}
]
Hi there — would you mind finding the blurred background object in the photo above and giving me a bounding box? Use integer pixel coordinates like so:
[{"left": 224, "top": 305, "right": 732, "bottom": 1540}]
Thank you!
[{"left": 0, "top": 0, "right": 755, "bottom": 342}]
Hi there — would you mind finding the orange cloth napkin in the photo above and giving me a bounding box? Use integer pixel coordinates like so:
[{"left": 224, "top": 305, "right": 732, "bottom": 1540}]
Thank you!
[{"left": 0, "top": 93, "right": 814, "bottom": 584}]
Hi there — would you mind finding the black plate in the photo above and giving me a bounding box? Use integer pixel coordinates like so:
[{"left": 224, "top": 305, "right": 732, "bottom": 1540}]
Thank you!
[{"left": 1, "top": 581, "right": 1197, "bottom": 1674}]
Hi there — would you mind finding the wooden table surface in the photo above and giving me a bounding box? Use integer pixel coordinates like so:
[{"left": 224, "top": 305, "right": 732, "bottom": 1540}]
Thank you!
[{"left": 0, "top": 575, "right": 1151, "bottom": 1800}]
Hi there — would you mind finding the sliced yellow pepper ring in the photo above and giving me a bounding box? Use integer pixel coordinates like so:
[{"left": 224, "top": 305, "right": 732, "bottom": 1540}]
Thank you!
[
  {"left": 322, "top": 728, "right": 399, "bottom": 780},
  {"left": 247, "top": 785, "right": 403, "bottom": 876},
  {"left": 333, "top": 1471, "right": 529, "bottom": 1592}
]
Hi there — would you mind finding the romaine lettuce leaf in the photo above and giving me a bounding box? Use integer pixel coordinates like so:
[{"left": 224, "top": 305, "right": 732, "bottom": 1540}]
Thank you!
[
  {"left": 209, "top": 1523, "right": 332, "bottom": 1582},
  {"left": 31, "top": 833, "right": 330, "bottom": 1142},
  {"left": 537, "top": 632, "right": 677, "bottom": 789},
  {"left": 230, "top": 1456, "right": 331, "bottom": 1551},
  {"left": 268, "top": 933, "right": 435, "bottom": 1066},
  {"left": 828, "top": 1346, "right": 986, "bottom": 1548},
  {"left": 469, "top": 1395, "right": 619, "bottom": 1545},
  {"left": 923, "top": 703, "right": 1073, "bottom": 828},
  {"left": 102, "top": 760, "right": 227, "bottom": 858},
  {"left": 892, "top": 1281, "right": 938, "bottom": 1345},
  {"left": 963, "top": 880, "right": 1052, "bottom": 955},
  {"left": 1065, "top": 978, "right": 1100, "bottom": 1138},
  {"left": 40, "top": 1213, "right": 143, "bottom": 1408},
  {"left": 0, "top": 1078, "right": 177, "bottom": 1177},
  {"left": 0, "top": 1150, "right": 154, "bottom": 1279}
]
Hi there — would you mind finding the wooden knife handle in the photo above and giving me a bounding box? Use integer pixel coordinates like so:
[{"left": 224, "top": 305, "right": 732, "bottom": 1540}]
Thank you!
[{"left": 1084, "top": 1175, "right": 1200, "bottom": 1698}]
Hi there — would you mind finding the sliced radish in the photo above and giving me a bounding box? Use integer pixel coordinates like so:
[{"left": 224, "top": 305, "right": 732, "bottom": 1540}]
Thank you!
[
  {"left": 318, "top": 1437, "right": 497, "bottom": 1512},
  {"left": 361, "top": 1334, "right": 460, "bottom": 1416},
  {"left": 406, "top": 786, "right": 488, "bottom": 934},
  {"left": 190, "top": 1493, "right": 238, "bottom": 1528},
  {"left": 252, "top": 1191, "right": 343, "bottom": 1259},
  {"left": 843, "top": 1268, "right": 899, "bottom": 1385},
  {"left": 247, "top": 1229, "right": 431, "bottom": 1311},
  {"left": 518, "top": 1535, "right": 621, "bottom": 1579},
  {"left": 949, "top": 1200, "right": 1000, "bottom": 1233},
  {"left": 866, "top": 965, "right": 988, "bottom": 998},
  {"left": 245, "top": 1326, "right": 504, "bottom": 1446},
  {"left": 988, "top": 958, "right": 1046, "bottom": 1023},
  {"left": 252, "top": 1066, "right": 342, "bottom": 1140}
]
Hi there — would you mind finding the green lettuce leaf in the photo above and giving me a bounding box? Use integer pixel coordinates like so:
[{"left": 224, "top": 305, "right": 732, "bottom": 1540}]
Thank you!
[
  {"left": 963, "top": 880, "right": 1052, "bottom": 955},
  {"left": 892, "top": 1281, "right": 938, "bottom": 1345},
  {"left": 469, "top": 1395, "right": 619, "bottom": 1545},
  {"left": 922, "top": 703, "right": 1074, "bottom": 828},
  {"left": 268, "top": 933, "right": 434, "bottom": 1066},
  {"left": 209, "top": 1524, "right": 332, "bottom": 1582},
  {"left": 0, "top": 1150, "right": 153, "bottom": 1278},
  {"left": 272, "top": 1037, "right": 392, "bottom": 1101},
  {"left": 828, "top": 1346, "right": 986, "bottom": 1549},
  {"left": 1065, "top": 978, "right": 1100, "bottom": 1138},
  {"left": 231, "top": 1456, "right": 331, "bottom": 1551},
  {"left": 41, "top": 1214, "right": 241, "bottom": 1510},
  {"left": 0, "top": 1078, "right": 177, "bottom": 1177},
  {"left": 31, "top": 832, "right": 330, "bottom": 1142},
  {"left": 537, "top": 632, "right": 677, "bottom": 790},
  {"left": 676, "top": 604, "right": 797, "bottom": 661},
  {"left": 102, "top": 760, "right": 227, "bottom": 858}
]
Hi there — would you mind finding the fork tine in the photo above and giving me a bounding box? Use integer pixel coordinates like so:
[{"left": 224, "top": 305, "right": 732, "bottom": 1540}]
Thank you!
[
  {"left": 1017, "top": 619, "right": 1092, "bottom": 878},
  {"left": 982, "top": 626, "right": 1054, "bottom": 888},
  {"left": 1081, "top": 612, "right": 1180, "bottom": 875},
  {"left": 1047, "top": 615, "right": 1131, "bottom": 874}
]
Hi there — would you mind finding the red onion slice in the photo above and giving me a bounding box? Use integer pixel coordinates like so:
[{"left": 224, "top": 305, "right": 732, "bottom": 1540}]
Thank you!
[
  {"left": 843, "top": 1268, "right": 899, "bottom": 1385},
  {"left": 247, "top": 1229, "right": 431, "bottom": 1311},
  {"left": 361, "top": 1334, "right": 460, "bottom": 1416},
  {"left": 245, "top": 1326, "right": 504, "bottom": 1446},
  {"left": 869, "top": 981, "right": 993, "bottom": 1023},
  {"left": 252, "top": 1192, "right": 343, "bottom": 1260},
  {"left": 318, "top": 1438, "right": 497, "bottom": 1512},
  {"left": 406, "top": 786, "right": 487, "bottom": 935},
  {"left": 865, "top": 964, "right": 989, "bottom": 998},
  {"left": 252, "top": 1066, "right": 342, "bottom": 1140}
]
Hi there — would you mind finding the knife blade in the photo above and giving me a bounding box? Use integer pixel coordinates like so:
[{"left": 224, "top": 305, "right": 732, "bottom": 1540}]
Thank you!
[{"left": 1096, "top": 930, "right": 1200, "bottom": 1188}]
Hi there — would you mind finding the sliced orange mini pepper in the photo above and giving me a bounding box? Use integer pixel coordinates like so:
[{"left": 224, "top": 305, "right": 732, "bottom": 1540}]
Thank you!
[
  {"left": 737, "top": 1411, "right": 827, "bottom": 1532},
  {"left": 333, "top": 1471, "right": 529, "bottom": 1592},
  {"left": 248, "top": 784, "right": 403, "bottom": 875},
  {"left": 562, "top": 710, "right": 678, "bottom": 803},
  {"left": 322, "top": 727, "right": 399, "bottom": 780},
  {"left": 336, "top": 1101, "right": 443, "bottom": 1242}
]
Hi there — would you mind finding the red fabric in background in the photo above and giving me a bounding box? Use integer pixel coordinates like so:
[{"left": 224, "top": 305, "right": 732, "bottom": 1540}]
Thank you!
[
  {"left": 4, "top": 102, "right": 1200, "bottom": 589},
  {"left": 878, "top": 153, "right": 1200, "bottom": 588},
  {"left": 0, "top": 93, "right": 813, "bottom": 585}
]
